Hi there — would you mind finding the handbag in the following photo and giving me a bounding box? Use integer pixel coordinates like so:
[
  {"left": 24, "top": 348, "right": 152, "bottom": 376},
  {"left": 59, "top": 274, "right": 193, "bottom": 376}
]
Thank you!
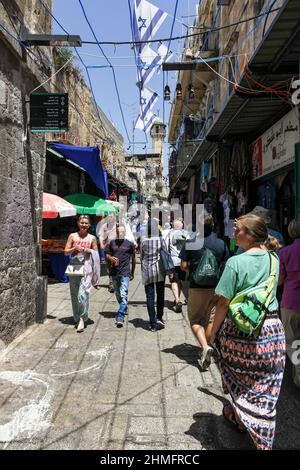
[
  {"left": 65, "top": 256, "right": 85, "bottom": 277},
  {"left": 160, "top": 236, "right": 175, "bottom": 275},
  {"left": 228, "top": 252, "right": 277, "bottom": 336}
]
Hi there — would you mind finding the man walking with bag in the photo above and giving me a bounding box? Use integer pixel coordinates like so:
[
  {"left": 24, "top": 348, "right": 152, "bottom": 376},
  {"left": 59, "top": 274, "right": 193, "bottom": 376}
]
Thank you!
[
  {"left": 180, "top": 213, "right": 229, "bottom": 369},
  {"left": 106, "top": 224, "right": 136, "bottom": 328}
]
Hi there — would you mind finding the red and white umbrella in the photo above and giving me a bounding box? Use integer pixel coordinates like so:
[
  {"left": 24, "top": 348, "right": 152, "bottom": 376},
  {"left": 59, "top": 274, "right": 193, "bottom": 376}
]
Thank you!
[{"left": 43, "top": 193, "right": 77, "bottom": 219}]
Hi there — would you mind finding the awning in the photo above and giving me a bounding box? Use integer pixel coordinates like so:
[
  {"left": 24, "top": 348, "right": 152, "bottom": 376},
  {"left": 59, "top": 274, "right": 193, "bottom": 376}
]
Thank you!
[{"left": 49, "top": 143, "right": 108, "bottom": 198}]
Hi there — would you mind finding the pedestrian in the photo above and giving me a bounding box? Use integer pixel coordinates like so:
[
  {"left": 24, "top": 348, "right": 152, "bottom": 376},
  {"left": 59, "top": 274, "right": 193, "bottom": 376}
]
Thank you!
[
  {"left": 98, "top": 211, "right": 117, "bottom": 293},
  {"left": 208, "top": 214, "right": 286, "bottom": 450},
  {"left": 180, "top": 213, "right": 229, "bottom": 369},
  {"left": 106, "top": 224, "right": 136, "bottom": 328},
  {"left": 64, "top": 215, "right": 100, "bottom": 332},
  {"left": 278, "top": 218, "right": 300, "bottom": 388},
  {"left": 165, "top": 219, "right": 189, "bottom": 312},
  {"left": 141, "top": 219, "right": 166, "bottom": 332}
]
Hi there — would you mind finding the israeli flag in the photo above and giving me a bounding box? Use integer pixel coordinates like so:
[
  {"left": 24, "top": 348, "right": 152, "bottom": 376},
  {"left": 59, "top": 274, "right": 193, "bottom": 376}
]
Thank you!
[
  {"left": 137, "top": 44, "right": 173, "bottom": 87},
  {"left": 135, "top": 87, "right": 158, "bottom": 132},
  {"left": 137, "top": 45, "right": 160, "bottom": 86},
  {"left": 135, "top": 110, "right": 156, "bottom": 133},
  {"left": 156, "top": 42, "right": 173, "bottom": 74},
  {"left": 133, "top": 0, "right": 167, "bottom": 51},
  {"left": 140, "top": 86, "right": 159, "bottom": 114}
]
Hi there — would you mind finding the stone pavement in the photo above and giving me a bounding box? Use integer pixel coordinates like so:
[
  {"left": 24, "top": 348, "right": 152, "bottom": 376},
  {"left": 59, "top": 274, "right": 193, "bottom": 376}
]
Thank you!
[{"left": 0, "top": 262, "right": 299, "bottom": 450}]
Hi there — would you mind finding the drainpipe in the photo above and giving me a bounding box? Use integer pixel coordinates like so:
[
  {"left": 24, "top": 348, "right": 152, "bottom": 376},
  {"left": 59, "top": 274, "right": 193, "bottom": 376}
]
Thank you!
[{"left": 296, "top": 142, "right": 300, "bottom": 218}]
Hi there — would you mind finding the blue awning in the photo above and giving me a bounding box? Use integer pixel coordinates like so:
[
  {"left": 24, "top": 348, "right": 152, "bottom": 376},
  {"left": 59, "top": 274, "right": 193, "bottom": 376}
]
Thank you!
[{"left": 49, "top": 143, "right": 108, "bottom": 198}]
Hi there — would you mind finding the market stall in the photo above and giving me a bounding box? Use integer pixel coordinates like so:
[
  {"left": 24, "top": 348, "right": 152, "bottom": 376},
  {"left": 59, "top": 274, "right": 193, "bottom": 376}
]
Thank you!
[{"left": 42, "top": 193, "right": 76, "bottom": 282}]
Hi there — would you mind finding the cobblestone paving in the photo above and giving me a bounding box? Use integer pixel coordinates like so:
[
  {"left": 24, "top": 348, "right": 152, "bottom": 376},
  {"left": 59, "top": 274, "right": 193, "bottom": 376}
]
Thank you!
[{"left": 0, "top": 263, "right": 299, "bottom": 450}]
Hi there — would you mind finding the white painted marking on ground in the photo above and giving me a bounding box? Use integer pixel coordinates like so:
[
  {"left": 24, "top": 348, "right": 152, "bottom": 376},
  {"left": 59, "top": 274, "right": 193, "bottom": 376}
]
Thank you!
[
  {"left": 49, "top": 346, "right": 112, "bottom": 377},
  {"left": 0, "top": 371, "right": 53, "bottom": 442},
  {"left": 55, "top": 340, "right": 69, "bottom": 349}
]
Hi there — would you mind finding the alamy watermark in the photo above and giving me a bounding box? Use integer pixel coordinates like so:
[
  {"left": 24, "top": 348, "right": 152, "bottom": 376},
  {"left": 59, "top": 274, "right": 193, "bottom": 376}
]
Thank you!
[
  {"left": 97, "top": 197, "right": 206, "bottom": 250},
  {"left": 291, "top": 340, "right": 300, "bottom": 366}
]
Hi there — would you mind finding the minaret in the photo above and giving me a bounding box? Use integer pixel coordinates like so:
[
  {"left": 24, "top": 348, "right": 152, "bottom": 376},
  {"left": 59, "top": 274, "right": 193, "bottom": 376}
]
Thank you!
[
  {"left": 150, "top": 117, "right": 167, "bottom": 199},
  {"left": 150, "top": 117, "right": 166, "bottom": 156}
]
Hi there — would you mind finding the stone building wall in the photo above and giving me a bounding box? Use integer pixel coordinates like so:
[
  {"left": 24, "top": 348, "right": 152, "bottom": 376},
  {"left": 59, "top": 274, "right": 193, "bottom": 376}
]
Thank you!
[{"left": 0, "top": 0, "right": 52, "bottom": 346}]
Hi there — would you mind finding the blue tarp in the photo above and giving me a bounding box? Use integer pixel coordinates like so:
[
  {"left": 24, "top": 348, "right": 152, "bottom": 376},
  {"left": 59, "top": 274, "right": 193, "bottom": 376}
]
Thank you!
[
  {"left": 47, "top": 253, "right": 70, "bottom": 283},
  {"left": 50, "top": 143, "right": 108, "bottom": 198}
]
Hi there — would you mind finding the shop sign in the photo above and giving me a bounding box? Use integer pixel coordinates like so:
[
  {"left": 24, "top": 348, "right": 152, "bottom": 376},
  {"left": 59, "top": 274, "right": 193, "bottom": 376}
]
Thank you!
[
  {"left": 251, "top": 108, "right": 300, "bottom": 180},
  {"left": 30, "top": 92, "right": 68, "bottom": 132}
]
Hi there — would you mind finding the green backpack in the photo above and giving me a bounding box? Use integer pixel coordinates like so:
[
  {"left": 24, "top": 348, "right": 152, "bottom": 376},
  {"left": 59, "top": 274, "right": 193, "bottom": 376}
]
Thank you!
[
  {"left": 228, "top": 252, "right": 277, "bottom": 337},
  {"left": 193, "top": 248, "right": 219, "bottom": 287}
]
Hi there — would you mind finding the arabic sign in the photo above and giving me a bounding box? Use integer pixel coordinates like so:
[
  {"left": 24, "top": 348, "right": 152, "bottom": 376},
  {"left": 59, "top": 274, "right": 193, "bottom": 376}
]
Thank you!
[
  {"left": 30, "top": 92, "right": 68, "bottom": 132},
  {"left": 251, "top": 108, "right": 300, "bottom": 180}
]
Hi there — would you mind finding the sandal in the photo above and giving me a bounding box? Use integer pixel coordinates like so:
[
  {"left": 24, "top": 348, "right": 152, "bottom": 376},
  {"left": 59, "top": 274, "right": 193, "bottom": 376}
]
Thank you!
[{"left": 222, "top": 404, "right": 247, "bottom": 433}]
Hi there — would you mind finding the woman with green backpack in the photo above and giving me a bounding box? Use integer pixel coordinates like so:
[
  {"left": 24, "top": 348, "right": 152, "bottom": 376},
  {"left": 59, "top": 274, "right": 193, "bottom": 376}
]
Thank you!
[{"left": 208, "top": 214, "right": 286, "bottom": 450}]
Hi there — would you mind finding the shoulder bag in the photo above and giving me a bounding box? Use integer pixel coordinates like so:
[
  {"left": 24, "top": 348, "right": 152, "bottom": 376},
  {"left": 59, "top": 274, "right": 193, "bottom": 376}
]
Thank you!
[
  {"left": 228, "top": 252, "right": 277, "bottom": 337},
  {"left": 160, "top": 236, "right": 175, "bottom": 275}
]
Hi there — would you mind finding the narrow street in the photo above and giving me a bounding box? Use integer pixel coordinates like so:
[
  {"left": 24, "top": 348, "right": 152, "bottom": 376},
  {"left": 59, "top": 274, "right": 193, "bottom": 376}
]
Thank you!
[{"left": 0, "top": 262, "right": 299, "bottom": 450}]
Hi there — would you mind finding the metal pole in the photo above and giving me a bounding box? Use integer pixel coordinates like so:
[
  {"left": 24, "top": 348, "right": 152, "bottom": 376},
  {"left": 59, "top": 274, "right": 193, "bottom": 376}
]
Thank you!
[{"left": 295, "top": 142, "right": 300, "bottom": 218}]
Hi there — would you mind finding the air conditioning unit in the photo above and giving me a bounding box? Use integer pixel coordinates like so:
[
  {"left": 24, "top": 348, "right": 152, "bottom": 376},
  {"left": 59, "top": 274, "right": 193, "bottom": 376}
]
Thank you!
[{"left": 44, "top": 172, "right": 58, "bottom": 194}]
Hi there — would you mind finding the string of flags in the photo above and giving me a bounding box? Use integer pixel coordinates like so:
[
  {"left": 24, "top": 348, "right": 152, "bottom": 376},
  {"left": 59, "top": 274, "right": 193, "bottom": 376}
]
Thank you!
[{"left": 132, "top": 0, "right": 173, "bottom": 134}]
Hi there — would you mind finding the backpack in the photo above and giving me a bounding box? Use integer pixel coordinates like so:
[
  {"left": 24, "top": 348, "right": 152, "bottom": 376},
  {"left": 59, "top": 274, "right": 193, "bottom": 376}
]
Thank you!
[
  {"left": 193, "top": 248, "right": 219, "bottom": 287},
  {"left": 228, "top": 252, "right": 277, "bottom": 337}
]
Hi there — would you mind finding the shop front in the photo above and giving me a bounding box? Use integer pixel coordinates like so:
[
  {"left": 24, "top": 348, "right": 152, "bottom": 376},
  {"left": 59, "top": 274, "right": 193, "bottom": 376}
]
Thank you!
[
  {"left": 191, "top": 141, "right": 249, "bottom": 251},
  {"left": 250, "top": 107, "right": 300, "bottom": 243},
  {"left": 42, "top": 144, "right": 108, "bottom": 282}
]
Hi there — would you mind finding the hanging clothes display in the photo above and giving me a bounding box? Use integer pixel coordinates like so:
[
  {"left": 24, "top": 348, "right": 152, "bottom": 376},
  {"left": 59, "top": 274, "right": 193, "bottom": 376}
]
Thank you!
[
  {"left": 203, "top": 194, "right": 216, "bottom": 214},
  {"left": 257, "top": 181, "right": 277, "bottom": 209},
  {"left": 237, "top": 190, "right": 247, "bottom": 215},
  {"left": 219, "top": 192, "right": 232, "bottom": 237}
]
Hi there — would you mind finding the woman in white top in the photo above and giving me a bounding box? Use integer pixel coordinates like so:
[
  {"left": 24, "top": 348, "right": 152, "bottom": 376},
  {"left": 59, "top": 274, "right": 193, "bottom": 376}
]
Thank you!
[{"left": 65, "top": 215, "right": 98, "bottom": 332}]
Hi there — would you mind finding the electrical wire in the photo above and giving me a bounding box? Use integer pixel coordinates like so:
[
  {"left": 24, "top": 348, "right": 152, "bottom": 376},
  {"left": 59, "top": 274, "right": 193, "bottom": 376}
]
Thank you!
[
  {"left": 37, "top": 0, "right": 108, "bottom": 139},
  {"left": 78, "top": 0, "right": 131, "bottom": 143},
  {"left": 80, "top": 8, "right": 282, "bottom": 46},
  {"left": 167, "top": 0, "right": 179, "bottom": 56},
  {"left": 29, "top": 56, "right": 73, "bottom": 94}
]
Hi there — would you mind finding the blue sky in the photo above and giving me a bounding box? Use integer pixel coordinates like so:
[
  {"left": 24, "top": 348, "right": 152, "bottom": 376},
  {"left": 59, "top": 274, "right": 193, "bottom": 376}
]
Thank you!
[{"left": 52, "top": 0, "right": 199, "bottom": 165}]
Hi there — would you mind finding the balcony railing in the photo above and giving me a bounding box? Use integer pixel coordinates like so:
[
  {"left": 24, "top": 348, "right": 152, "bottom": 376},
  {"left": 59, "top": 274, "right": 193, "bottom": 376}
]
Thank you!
[{"left": 169, "top": 140, "right": 197, "bottom": 181}]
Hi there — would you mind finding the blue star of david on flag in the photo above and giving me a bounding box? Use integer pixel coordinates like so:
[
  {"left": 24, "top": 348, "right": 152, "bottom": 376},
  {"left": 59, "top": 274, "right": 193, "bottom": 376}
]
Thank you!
[
  {"left": 135, "top": 86, "right": 159, "bottom": 133},
  {"left": 138, "top": 16, "right": 147, "bottom": 30},
  {"left": 133, "top": 0, "right": 167, "bottom": 50}
]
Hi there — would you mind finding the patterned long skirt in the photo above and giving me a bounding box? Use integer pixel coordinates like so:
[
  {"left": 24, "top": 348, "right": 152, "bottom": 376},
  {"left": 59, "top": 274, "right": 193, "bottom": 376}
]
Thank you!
[{"left": 216, "top": 311, "right": 286, "bottom": 450}]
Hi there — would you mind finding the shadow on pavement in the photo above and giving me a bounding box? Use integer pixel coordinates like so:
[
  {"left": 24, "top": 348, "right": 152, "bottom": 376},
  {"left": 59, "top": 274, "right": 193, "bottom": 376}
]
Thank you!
[
  {"left": 185, "top": 412, "right": 254, "bottom": 450},
  {"left": 165, "top": 300, "right": 175, "bottom": 311},
  {"left": 129, "top": 318, "right": 150, "bottom": 331},
  {"left": 58, "top": 317, "right": 94, "bottom": 326},
  {"left": 128, "top": 301, "right": 146, "bottom": 306},
  {"left": 274, "top": 357, "right": 300, "bottom": 449},
  {"left": 161, "top": 343, "right": 200, "bottom": 368},
  {"left": 99, "top": 311, "right": 116, "bottom": 319},
  {"left": 58, "top": 316, "right": 75, "bottom": 325},
  {"left": 197, "top": 387, "right": 228, "bottom": 407}
]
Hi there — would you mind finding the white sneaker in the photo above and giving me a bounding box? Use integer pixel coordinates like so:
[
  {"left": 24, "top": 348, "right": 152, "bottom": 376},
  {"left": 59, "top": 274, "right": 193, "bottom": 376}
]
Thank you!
[
  {"left": 77, "top": 318, "right": 84, "bottom": 333},
  {"left": 200, "top": 346, "right": 214, "bottom": 370}
]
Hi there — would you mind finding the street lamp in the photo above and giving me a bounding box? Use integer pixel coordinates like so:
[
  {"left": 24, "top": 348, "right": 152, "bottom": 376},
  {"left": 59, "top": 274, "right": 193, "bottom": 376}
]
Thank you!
[{"left": 21, "top": 26, "right": 82, "bottom": 47}]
